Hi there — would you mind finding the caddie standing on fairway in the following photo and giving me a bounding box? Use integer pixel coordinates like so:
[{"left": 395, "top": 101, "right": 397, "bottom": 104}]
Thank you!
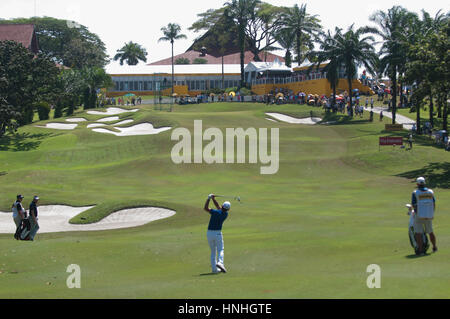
[
  {"left": 12, "top": 195, "right": 26, "bottom": 240},
  {"left": 412, "top": 177, "right": 438, "bottom": 255},
  {"left": 28, "top": 196, "right": 40, "bottom": 241},
  {"left": 204, "top": 194, "right": 230, "bottom": 273}
]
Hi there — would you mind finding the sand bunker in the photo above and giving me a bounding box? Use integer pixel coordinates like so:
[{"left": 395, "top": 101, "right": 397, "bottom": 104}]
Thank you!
[
  {"left": 97, "top": 116, "right": 120, "bottom": 123},
  {"left": 92, "top": 123, "right": 172, "bottom": 137},
  {"left": 266, "top": 118, "right": 278, "bottom": 123},
  {"left": 66, "top": 118, "right": 87, "bottom": 123},
  {"left": 266, "top": 113, "right": 322, "bottom": 125},
  {"left": 0, "top": 205, "right": 176, "bottom": 233},
  {"left": 87, "top": 107, "right": 139, "bottom": 116},
  {"left": 36, "top": 123, "right": 78, "bottom": 130}
]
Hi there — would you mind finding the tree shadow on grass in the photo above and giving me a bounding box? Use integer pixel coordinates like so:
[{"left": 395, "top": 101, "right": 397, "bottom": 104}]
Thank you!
[
  {"left": 0, "top": 132, "right": 54, "bottom": 152},
  {"left": 396, "top": 162, "right": 450, "bottom": 189},
  {"left": 321, "top": 113, "right": 371, "bottom": 125}
]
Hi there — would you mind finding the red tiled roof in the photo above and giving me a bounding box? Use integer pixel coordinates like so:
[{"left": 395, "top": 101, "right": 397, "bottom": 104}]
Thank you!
[
  {"left": 0, "top": 24, "right": 37, "bottom": 49},
  {"left": 149, "top": 50, "right": 285, "bottom": 65}
]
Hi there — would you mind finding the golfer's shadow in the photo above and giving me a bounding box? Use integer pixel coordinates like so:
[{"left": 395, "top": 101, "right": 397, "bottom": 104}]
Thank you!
[
  {"left": 405, "top": 253, "right": 431, "bottom": 259},
  {"left": 198, "top": 273, "right": 221, "bottom": 277}
]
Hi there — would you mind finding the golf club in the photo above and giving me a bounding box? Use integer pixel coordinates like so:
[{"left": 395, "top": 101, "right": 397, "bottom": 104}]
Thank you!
[{"left": 215, "top": 195, "right": 243, "bottom": 204}]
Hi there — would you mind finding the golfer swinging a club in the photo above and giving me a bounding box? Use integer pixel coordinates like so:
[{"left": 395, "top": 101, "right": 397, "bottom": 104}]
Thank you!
[{"left": 204, "top": 194, "right": 230, "bottom": 273}]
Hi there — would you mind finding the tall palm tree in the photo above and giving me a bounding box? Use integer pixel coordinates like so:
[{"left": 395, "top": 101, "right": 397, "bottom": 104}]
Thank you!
[
  {"left": 158, "top": 23, "right": 187, "bottom": 95},
  {"left": 274, "top": 28, "right": 295, "bottom": 67},
  {"left": 370, "top": 6, "right": 417, "bottom": 124},
  {"left": 225, "top": 0, "right": 261, "bottom": 87},
  {"left": 282, "top": 4, "right": 322, "bottom": 66},
  {"left": 332, "top": 25, "right": 377, "bottom": 117},
  {"left": 113, "top": 41, "right": 148, "bottom": 66},
  {"left": 309, "top": 29, "right": 342, "bottom": 108}
]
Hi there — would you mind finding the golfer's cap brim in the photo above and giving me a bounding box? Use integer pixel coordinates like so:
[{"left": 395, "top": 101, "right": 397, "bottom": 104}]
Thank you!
[{"left": 405, "top": 204, "right": 412, "bottom": 208}]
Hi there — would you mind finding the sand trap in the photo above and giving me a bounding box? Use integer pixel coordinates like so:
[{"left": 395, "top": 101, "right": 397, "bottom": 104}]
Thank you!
[
  {"left": 92, "top": 123, "right": 172, "bottom": 137},
  {"left": 266, "top": 113, "right": 322, "bottom": 125},
  {"left": 266, "top": 118, "right": 278, "bottom": 122},
  {"left": 114, "top": 119, "right": 134, "bottom": 126},
  {"left": 87, "top": 123, "right": 107, "bottom": 128},
  {"left": 36, "top": 123, "right": 78, "bottom": 130},
  {"left": 66, "top": 118, "right": 87, "bottom": 123},
  {"left": 87, "top": 107, "right": 139, "bottom": 116},
  {"left": 97, "top": 116, "right": 120, "bottom": 123},
  {"left": 0, "top": 205, "right": 175, "bottom": 233}
]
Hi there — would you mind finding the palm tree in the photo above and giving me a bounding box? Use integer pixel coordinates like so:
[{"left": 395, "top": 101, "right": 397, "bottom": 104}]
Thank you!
[
  {"left": 309, "top": 29, "right": 342, "bottom": 109},
  {"left": 225, "top": 0, "right": 261, "bottom": 87},
  {"left": 113, "top": 42, "right": 148, "bottom": 66},
  {"left": 370, "top": 6, "right": 417, "bottom": 124},
  {"left": 331, "top": 25, "right": 377, "bottom": 117},
  {"left": 274, "top": 28, "right": 295, "bottom": 67},
  {"left": 282, "top": 4, "right": 322, "bottom": 66},
  {"left": 158, "top": 23, "right": 187, "bottom": 96}
]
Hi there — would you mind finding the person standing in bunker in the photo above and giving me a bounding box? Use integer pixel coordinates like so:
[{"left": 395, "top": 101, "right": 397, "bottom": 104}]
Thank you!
[{"left": 204, "top": 194, "right": 230, "bottom": 273}]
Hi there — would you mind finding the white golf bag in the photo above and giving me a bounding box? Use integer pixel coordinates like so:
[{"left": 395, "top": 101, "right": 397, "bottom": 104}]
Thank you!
[{"left": 407, "top": 208, "right": 429, "bottom": 254}]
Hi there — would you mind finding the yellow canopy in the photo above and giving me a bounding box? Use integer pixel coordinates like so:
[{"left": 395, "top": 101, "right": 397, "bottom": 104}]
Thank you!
[{"left": 229, "top": 91, "right": 236, "bottom": 97}]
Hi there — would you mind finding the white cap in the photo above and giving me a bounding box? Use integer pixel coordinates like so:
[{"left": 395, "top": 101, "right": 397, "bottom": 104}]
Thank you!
[
  {"left": 416, "top": 177, "right": 426, "bottom": 185},
  {"left": 222, "top": 201, "right": 231, "bottom": 211}
]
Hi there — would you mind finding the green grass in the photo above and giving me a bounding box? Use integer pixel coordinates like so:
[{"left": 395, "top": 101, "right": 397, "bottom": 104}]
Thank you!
[{"left": 0, "top": 102, "right": 449, "bottom": 298}]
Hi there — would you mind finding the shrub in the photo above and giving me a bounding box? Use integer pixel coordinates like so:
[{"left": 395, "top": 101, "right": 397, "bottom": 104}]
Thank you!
[
  {"left": 239, "top": 87, "right": 252, "bottom": 96},
  {"left": 175, "top": 58, "right": 190, "bottom": 65},
  {"left": 225, "top": 87, "right": 238, "bottom": 93},
  {"left": 193, "top": 58, "right": 208, "bottom": 64},
  {"left": 54, "top": 100, "right": 63, "bottom": 118},
  {"left": 36, "top": 102, "right": 50, "bottom": 121}
]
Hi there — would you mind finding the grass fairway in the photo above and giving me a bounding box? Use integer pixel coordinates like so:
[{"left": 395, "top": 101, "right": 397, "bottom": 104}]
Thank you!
[{"left": 0, "top": 102, "right": 449, "bottom": 299}]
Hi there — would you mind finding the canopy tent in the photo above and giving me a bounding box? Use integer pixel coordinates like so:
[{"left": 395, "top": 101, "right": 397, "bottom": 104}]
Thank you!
[{"left": 244, "top": 58, "right": 292, "bottom": 83}]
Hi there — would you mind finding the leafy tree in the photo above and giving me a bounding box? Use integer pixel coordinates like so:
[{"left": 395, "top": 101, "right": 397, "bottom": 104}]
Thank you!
[
  {"left": 36, "top": 102, "right": 50, "bottom": 121},
  {"left": 80, "top": 67, "right": 114, "bottom": 110},
  {"left": 114, "top": 41, "right": 148, "bottom": 66},
  {"left": 225, "top": 0, "right": 261, "bottom": 86},
  {"left": 190, "top": 7, "right": 238, "bottom": 89},
  {"left": 158, "top": 23, "right": 187, "bottom": 95},
  {"left": 406, "top": 17, "right": 449, "bottom": 132},
  {"left": 0, "top": 40, "right": 59, "bottom": 134},
  {"left": 0, "top": 17, "right": 108, "bottom": 69},
  {"left": 244, "top": 2, "right": 286, "bottom": 62}
]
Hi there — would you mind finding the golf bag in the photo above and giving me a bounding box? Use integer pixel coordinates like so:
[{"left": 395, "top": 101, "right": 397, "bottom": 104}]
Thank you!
[
  {"left": 14, "top": 217, "right": 32, "bottom": 241},
  {"left": 408, "top": 225, "right": 430, "bottom": 254}
]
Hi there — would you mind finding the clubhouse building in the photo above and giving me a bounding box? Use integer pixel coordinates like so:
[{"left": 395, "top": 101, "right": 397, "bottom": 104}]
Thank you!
[{"left": 106, "top": 47, "right": 373, "bottom": 97}]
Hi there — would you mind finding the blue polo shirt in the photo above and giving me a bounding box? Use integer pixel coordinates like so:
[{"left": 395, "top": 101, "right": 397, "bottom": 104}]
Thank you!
[{"left": 208, "top": 209, "right": 228, "bottom": 231}]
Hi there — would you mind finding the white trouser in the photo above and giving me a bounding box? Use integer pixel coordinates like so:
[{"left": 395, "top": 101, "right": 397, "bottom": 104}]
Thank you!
[{"left": 207, "top": 230, "right": 224, "bottom": 272}]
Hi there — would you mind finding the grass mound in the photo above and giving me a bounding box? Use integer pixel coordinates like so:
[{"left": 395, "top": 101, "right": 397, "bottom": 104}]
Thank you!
[{"left": 69, "top": 199, "right": 177, "bottom": 224}]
